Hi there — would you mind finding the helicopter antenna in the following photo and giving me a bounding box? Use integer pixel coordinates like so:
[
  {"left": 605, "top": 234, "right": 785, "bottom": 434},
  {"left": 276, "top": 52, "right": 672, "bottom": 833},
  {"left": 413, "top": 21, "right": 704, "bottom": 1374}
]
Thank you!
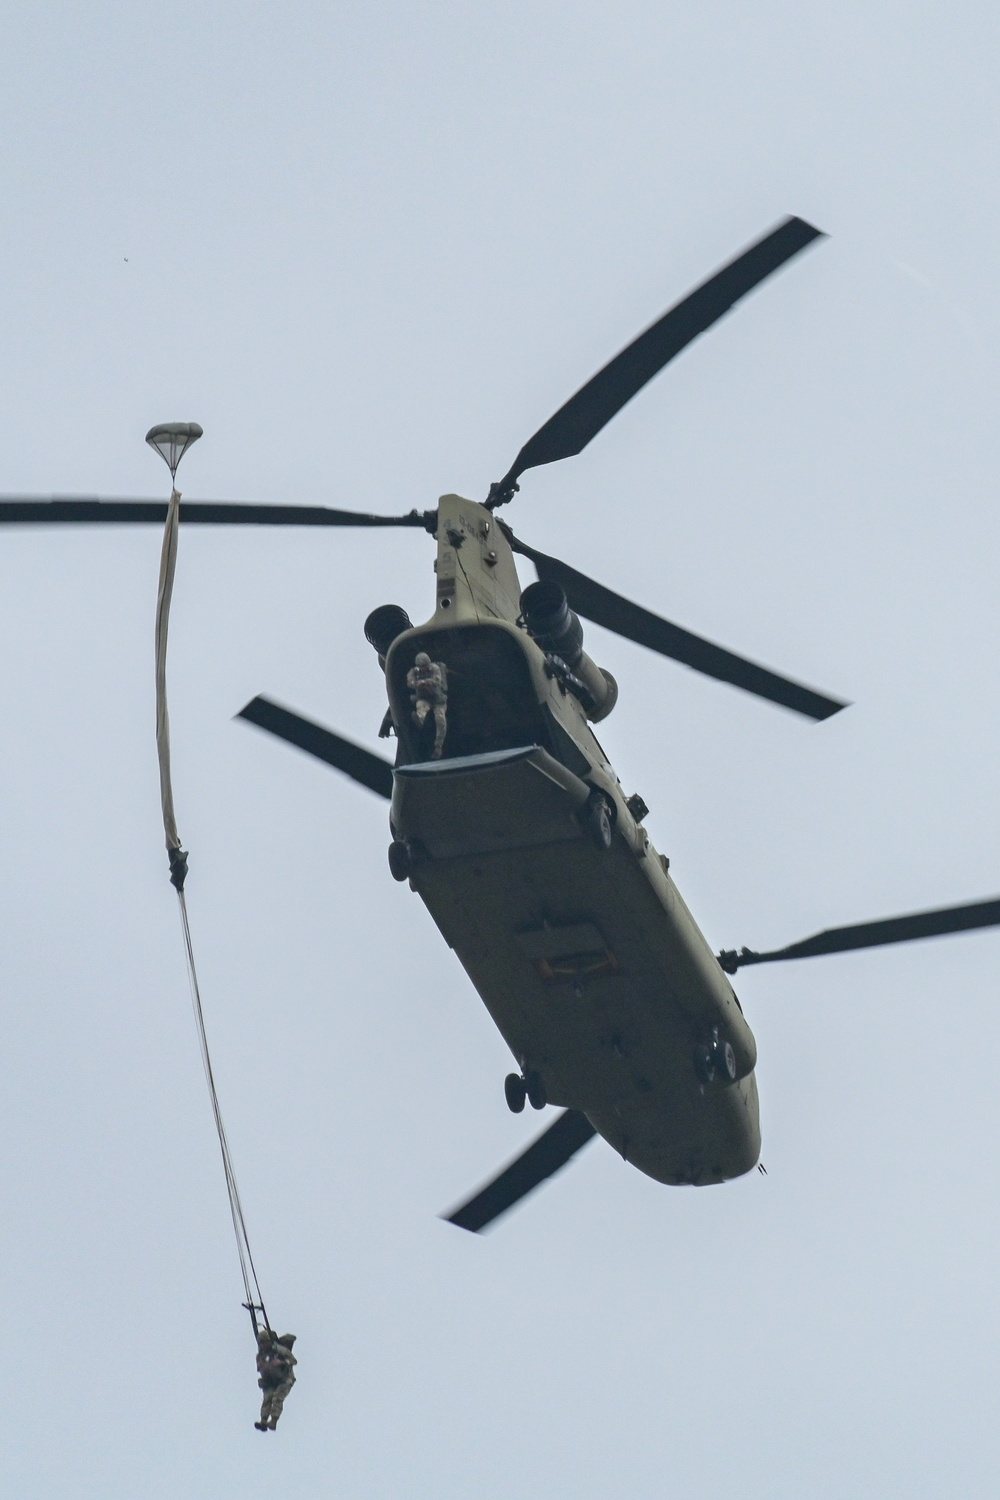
[{"left": 149, "top": 422, "right": 272, "bottom": 1340}]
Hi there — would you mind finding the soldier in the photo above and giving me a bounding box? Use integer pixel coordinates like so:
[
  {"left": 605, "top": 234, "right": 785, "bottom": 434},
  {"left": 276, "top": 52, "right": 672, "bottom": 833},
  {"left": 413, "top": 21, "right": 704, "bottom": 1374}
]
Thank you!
[
  {"left": 406, "top": 651, "right": 448, "bottom": 759},
  {"left": 254, "top": 1328, "right": 298, "bottom": 1431}
]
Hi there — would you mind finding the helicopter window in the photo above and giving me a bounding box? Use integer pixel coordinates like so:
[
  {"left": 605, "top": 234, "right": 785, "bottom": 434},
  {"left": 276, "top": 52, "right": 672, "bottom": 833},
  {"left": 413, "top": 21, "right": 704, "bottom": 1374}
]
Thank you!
[{"left": 388, "top": 625, "right": 548, "bottom": 764}]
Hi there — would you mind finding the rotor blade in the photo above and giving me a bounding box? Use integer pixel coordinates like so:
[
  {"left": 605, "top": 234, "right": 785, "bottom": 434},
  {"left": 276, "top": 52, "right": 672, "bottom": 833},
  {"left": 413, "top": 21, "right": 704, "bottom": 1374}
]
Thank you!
[
  {"left": 493, "top": 216, "right": 824, "bottom": 497},
  {"left": 444, "top": 1109, "right": 597, "bottom": 1233},
  {"left": 237, "top": 696, "right": 394, "bottom": 799},
  {"left": 0, "top": 497, "right": 430, "bottom": 528},
  {"left": 509, "top": 533, "right": 846, "bottom": 721},
  {"left": 718, "top": 896, "right": 1000, "bottom": 973}
]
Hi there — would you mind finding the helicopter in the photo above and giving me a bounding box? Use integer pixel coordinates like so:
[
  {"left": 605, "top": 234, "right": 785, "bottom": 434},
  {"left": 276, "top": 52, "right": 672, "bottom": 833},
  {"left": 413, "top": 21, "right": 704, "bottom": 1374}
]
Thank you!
[{"left": 6, "top": 215, "right": 1000, "bottom": 1233}]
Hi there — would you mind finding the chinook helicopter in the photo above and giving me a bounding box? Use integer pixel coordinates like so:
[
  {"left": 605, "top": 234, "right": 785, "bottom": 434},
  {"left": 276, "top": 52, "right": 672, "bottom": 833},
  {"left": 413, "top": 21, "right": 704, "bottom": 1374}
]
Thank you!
[{"left": 6, "top": 216, "right": 1000, "bottom": 1233}]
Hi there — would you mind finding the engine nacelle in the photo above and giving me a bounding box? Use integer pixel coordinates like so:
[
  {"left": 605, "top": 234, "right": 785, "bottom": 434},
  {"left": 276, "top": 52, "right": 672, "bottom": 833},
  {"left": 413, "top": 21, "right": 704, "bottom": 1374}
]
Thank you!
[
  {"left": 364, "top": 604, "right": 413, "bottom": 668},
  {"left": 519, "top": 580, "right": 617, "bottom": 722}
]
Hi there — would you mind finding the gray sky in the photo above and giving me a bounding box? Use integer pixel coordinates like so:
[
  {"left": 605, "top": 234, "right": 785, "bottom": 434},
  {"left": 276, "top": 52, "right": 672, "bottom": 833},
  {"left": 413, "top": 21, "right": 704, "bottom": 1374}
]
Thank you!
[{"left": 3, "top": 3, "right": 1000, "bottom": 1495}]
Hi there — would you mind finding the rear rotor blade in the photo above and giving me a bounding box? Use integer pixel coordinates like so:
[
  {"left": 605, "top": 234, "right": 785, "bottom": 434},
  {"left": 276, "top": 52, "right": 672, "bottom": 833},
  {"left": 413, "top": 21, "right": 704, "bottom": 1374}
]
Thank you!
[
  {"left": 718, "top": 896, "right": 1000, "bottom": 973},
  {"left": 509, "top": 533, "right": 847, "bottom": 722},
  {"left": 491, "top": 216, "right": 824, "bottom": 503},
  {"left": 444, "top": 1109, "right": 597, "bottom": 1233},
  {"left": 237, "top": 696, "right": 394, "bottom": 799},
  {"left": 0, "top": 497, "right": 431, "bottom": 528}
]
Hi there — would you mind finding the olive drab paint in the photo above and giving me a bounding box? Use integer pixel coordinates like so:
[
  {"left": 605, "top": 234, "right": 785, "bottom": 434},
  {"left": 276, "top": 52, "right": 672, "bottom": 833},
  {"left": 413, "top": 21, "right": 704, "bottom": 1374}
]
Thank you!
[{"left": 384, "top": 495, "right": 760, "bottom": 1188}]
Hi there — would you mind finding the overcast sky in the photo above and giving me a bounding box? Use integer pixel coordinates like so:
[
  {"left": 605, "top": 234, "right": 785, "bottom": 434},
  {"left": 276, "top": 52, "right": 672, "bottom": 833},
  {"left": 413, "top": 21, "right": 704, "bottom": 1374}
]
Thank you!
[{"left": 3, "top": 4, "right": 1000, "bottom": 1496}]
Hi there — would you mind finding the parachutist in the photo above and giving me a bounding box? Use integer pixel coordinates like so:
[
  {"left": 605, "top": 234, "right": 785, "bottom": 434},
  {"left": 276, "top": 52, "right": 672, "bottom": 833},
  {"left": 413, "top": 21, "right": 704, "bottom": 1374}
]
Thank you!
[{"left": 255, "top": 1328, "right": 297, "bottom": 1431}]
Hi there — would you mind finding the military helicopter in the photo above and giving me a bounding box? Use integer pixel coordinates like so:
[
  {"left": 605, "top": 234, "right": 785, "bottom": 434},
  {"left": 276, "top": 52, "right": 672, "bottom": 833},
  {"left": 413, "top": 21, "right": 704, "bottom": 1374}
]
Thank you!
[{"left": 6, "top": 216, "right": 1000, "bottom": 1233}]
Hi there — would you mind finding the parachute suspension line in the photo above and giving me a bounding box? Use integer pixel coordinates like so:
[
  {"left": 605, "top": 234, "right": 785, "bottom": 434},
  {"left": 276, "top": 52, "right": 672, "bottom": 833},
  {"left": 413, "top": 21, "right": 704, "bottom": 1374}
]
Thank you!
[
  {"left": 176, "top": 888, "right": 269, "bottom": 1334},
  {"left": 154, "top": 475, "right": 270, "bottom": 1340}
]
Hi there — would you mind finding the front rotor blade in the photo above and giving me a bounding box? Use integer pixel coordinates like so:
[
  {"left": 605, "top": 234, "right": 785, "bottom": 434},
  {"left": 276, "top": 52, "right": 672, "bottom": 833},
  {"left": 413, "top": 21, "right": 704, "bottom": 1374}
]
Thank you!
[
  {"left": 494, "top": 216, "right": 824, "bottom": 497},
  {"left": 718, "top": 896, "right": 1000, "bottom": 973},
  {"left": 444, "top": 1109, "right": 597, "bottom": 1233},
  {"left": 0, "top": 498, "right": 430, "bottom": 528},
  {"left": 509, "top": 534, "right": 846, "bottom": 721},
  {"left": 237, "top": 696, "right": 394, "bottom": 799}
]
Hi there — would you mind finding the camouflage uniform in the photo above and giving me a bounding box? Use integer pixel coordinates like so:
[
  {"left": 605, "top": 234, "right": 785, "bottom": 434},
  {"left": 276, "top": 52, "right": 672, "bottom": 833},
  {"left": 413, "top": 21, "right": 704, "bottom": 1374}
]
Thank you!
[
  {"left": 254, "top": 1329, "right": 297, "bottom": 1431},
  {"left": 406, "top": 652, "right": 448, "bottom": 759}
]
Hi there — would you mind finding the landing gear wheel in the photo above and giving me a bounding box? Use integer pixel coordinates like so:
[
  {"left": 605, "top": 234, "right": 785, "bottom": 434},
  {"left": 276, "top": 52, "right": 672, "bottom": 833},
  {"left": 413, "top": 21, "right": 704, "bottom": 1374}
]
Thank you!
[
  {"left": 585, "top": 793, "right": 613, "bottom": 851},
  {"left": 524, "top": 1070, "right": 547, "bottom": 1110},
  {"left": 504, "top": 1073, "right": 527, "bottom": 1113},
  {"left": 693, "top": 1029, "right": 737, "bottom": 1086},
  {"left": 693, "top": 1045, "right": 716, "bottom": 1085},
  {"left": 387, "top": 840, "right": 412, "bottom": 882}
]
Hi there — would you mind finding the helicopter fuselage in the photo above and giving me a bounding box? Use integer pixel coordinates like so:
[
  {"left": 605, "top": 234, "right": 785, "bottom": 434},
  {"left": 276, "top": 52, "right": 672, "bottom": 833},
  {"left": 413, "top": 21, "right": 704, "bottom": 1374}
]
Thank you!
[{"left": 378, "top": 495, "right": 760, "bottom": 1187}]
